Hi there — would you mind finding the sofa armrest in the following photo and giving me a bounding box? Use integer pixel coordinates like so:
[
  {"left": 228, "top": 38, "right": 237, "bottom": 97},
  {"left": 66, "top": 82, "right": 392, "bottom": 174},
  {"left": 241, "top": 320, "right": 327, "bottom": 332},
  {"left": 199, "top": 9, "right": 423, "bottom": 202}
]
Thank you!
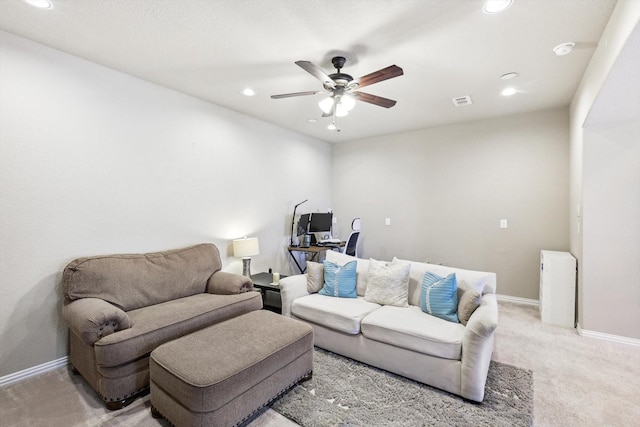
[
  {"left": 207, "top": 271, "right": 253, "bottom": 295},
  {"left": 279, "top": 274, "right": 310, "bottom": 317},
  {"left": 460, "top": 293, "right": 498, "bottom": 402},
  {"left": 62, "top": 298, "right": 131, "bottom": 346}
]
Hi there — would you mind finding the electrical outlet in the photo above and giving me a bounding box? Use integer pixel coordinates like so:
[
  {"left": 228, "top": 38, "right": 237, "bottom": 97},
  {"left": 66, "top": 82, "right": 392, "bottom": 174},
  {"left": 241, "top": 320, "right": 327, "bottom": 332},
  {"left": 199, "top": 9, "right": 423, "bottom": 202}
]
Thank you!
[
  {"left": 500, "top": 219, "right": 508, "bottom": 229},
  {"left": 385, "top": 218, "right": 391, "bottom": 226}
]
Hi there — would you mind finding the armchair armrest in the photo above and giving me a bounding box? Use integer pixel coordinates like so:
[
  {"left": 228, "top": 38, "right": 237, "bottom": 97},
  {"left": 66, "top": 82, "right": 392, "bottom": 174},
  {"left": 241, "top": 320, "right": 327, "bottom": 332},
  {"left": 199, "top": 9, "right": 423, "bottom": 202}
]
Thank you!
[
  {"left": 279, "top": 274, "right": 310, "bottom": 317},
  {"left": 62, "top": 298, "right": 131, "bottom": 346},
  {"left": 207, "top": 271, "right": 252, "bottom": 295}
]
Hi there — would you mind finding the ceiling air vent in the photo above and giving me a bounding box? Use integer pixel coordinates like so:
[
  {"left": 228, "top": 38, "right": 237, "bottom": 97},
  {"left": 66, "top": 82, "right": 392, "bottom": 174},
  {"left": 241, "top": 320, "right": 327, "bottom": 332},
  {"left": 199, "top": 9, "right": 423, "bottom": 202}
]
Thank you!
[{"left": 452, "top": 95, "right": 472, "bottom": 107}]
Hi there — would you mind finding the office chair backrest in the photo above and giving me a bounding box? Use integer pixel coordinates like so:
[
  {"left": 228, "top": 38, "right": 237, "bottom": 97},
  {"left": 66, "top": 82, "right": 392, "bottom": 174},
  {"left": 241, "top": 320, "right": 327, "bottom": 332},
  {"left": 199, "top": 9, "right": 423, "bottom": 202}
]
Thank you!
[{"left": 343, "top": 231, "right": 360, "bottom": 257}]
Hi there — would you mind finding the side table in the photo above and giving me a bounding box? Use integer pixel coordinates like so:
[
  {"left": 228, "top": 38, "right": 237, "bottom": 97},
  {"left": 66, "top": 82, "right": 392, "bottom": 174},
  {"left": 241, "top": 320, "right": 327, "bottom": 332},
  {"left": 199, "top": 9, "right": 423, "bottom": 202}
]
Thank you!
[{"left": 251, "top": 272, "right": 286, "bottom": 314}]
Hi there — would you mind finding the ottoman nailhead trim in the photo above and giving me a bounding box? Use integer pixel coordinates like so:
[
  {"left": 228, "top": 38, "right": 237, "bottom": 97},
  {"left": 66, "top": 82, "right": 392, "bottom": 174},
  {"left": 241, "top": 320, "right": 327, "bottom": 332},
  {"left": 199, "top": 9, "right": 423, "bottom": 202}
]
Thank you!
[{"left": 234, "top": 370, "right": 312, "bottom": 427}]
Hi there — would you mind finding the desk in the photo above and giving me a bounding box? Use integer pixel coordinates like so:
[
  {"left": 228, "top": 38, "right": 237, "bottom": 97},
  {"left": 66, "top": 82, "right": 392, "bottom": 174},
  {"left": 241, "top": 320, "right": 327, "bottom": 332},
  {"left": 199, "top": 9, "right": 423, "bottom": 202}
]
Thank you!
[{"left": 287, "top": 243, "right": 345, "bottom": 273}]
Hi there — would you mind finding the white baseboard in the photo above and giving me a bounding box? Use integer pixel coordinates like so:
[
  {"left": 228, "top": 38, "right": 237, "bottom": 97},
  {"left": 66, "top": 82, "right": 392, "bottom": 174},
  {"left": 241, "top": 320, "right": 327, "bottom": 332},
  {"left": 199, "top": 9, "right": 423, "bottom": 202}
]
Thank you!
[
  {"left": 576, "top": 323, "right": 640, "bottom": 347},
  {"left": 496, "top": 294, "right": 540, "bottom": 306},
  {"left": 0, "top": 356, "right": 68, "bottom": 388}
]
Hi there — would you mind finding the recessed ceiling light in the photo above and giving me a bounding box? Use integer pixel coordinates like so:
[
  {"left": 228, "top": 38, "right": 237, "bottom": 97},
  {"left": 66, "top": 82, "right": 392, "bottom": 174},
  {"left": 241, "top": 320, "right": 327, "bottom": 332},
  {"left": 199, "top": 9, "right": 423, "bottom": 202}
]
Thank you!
[
  {"left": 500, "top": 72, "right": 519, "bottom": 80},
  {"left": 241, "top": 88, "right": 256, "bottom": 97},
  {"left": 553, "top": 42, "right": 575, "bottom": 56},
  {"left": 483, "top": 0, "right": 513, "bottom": 14},
  {"left": 22, "top": 0, "right": 52, "bottom": 9},
  {"left": 307, "top": 118, "right": 317, "bottom": 123},
  {"left": 500, "top": 87, "right": 517, "bottom": 97}
]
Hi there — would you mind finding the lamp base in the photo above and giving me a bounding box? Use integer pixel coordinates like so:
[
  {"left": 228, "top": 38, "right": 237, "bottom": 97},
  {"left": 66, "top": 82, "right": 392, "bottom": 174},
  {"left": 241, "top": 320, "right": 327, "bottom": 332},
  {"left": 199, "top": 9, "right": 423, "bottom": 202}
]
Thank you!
[{"left": 242, "top": 258, "right": 252, "bottom": 278}]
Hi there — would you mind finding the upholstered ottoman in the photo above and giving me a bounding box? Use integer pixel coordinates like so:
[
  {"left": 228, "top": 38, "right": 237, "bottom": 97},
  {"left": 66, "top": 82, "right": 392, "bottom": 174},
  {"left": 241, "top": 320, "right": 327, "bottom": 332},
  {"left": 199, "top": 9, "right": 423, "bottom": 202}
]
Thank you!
[{"left": 149, "top": 310, "right": 313, "bottom": 427}]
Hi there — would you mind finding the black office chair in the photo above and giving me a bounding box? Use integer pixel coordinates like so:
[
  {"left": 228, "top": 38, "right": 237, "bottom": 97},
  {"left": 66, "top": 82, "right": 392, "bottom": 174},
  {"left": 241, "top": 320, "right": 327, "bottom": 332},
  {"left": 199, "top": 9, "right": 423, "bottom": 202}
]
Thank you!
[{"left": 343, "top": 218, "right": 361, "bottom": 257}]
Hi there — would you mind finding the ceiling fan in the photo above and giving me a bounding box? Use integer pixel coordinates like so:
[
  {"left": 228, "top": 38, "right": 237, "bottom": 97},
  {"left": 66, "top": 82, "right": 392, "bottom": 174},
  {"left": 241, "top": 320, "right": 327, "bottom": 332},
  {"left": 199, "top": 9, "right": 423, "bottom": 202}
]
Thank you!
[{"left": 271, "top": 56, "right": 403, "bottom": 131}]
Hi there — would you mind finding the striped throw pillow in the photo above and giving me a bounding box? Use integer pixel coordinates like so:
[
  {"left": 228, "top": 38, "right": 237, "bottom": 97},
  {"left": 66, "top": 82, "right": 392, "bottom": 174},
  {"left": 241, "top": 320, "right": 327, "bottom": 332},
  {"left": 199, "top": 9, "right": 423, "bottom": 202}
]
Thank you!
[
  {"left": 420, "top": 271, "right": 459, "bottom": 323},
  {"left": 318, "top": 260, "right": 357, "bottom": 298}
]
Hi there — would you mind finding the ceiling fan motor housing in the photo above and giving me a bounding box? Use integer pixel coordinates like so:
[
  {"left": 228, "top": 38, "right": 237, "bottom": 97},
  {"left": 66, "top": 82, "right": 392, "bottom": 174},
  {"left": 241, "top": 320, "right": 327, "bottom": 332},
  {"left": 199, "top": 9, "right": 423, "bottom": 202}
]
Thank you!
[{"left": 328, "top": 57, "right": 353, "bottom": 87}]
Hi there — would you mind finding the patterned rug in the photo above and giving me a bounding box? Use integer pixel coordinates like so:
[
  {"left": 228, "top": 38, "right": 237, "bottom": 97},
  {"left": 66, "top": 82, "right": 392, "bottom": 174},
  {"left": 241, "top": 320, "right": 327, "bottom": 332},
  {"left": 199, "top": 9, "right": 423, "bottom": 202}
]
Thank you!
[{"left": 271, "top": 348, "right": 533, "bottom": 427}]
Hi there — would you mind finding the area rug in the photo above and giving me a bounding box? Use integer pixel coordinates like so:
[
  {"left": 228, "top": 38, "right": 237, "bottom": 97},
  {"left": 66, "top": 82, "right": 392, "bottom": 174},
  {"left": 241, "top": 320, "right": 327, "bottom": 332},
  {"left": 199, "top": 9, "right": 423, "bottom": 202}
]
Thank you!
[{"left": 271, "top": 349, "right": 533, "bottom": 427}]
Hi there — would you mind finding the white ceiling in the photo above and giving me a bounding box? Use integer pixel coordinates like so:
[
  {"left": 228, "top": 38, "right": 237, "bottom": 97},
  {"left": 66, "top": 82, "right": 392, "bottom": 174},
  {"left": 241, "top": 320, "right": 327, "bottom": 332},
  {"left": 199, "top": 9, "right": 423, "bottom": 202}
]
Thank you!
[{"left": 0, "top": 0, "right": 617, "bottom": 143}]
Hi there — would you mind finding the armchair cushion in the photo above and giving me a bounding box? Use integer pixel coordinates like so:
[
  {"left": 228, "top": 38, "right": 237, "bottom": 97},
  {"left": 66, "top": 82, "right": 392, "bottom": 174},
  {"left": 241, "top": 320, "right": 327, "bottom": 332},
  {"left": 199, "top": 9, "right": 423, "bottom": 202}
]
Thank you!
[
  {"left": 207, "top": 271, "right": 252, "bottom": 294},
  {"left": 63, "top": 298, "right": 130, "bottom": 346},
  {"left": 63, "top": 244, "right": 223, "bottom": 311},
  {"left": 94, "top": 292, "right": 262, "bottom": 368}
]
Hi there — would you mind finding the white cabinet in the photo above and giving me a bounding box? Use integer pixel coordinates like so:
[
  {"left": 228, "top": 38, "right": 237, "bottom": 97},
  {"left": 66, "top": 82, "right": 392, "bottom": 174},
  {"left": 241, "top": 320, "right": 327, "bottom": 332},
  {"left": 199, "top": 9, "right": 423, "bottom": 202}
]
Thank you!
[{"left": 539, "top": 250, "right": 576, "bottom": 328}]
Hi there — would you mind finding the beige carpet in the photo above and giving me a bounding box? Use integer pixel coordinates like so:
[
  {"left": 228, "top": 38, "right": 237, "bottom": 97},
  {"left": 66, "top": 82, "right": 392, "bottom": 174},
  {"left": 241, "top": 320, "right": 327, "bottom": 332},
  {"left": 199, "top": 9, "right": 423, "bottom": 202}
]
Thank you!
[{"left": 1, "top": 301, "right": 639, "bottom": 426}]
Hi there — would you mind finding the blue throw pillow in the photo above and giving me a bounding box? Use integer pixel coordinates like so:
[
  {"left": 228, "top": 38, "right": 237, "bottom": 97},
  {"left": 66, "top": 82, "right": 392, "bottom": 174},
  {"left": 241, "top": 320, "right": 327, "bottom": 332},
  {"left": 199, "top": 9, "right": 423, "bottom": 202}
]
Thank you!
[
  {"left": 318, "top": 260, "right": 357, "bottom": 298},
  {"left": 420, "top": 271, "right": 459, "bottom": 323}
]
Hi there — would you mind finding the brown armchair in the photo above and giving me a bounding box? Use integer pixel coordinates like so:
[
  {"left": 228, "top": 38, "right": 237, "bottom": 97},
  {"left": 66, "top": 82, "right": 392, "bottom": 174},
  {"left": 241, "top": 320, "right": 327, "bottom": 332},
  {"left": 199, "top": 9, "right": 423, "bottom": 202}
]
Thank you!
[{"left": 62, "top": 243, "right": 262, "bottom": 409}]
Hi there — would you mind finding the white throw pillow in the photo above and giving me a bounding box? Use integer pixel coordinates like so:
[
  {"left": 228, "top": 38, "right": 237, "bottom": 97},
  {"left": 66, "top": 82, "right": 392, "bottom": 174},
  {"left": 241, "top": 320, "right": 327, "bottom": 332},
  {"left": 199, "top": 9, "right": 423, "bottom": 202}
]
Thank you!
[
  {"left": 457, "top": 282, "right": 482, "bottom": 325},
  {"left": 306, "top": 261, "right": 324, "bottom": 293},
  {"left": 364, "top": 259, "right": 411, "bottom": 307}
]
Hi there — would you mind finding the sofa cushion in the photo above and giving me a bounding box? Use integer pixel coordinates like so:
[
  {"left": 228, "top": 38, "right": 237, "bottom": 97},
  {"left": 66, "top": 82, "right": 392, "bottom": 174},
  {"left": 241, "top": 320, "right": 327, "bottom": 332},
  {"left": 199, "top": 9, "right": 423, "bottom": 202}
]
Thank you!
[
  {"left": 63, "top": 244, "right": 222, "bottom": 311},
  {"left": 420, "top": 272, "right": 459, "bottom": 323},
  {"left": 318, "top": 260, "right": 357, "bottom": 298},
  {"left": 325, "top": 251, "right": 370, "bottom": 296},
  {"left": 395, "top": 258, "right": 494, "bottom": 306},
  {"left": 292, "top": 294, "right": 381, "bottom": 335},
  {"left": 94, "top": 292, "right": 262, "bottom": 368},
  {"left": 361, "top": 305, "right": 465, "bottom": 360},
  {"left": 364, "top": 259, "right": 411, "bottom": 307}
]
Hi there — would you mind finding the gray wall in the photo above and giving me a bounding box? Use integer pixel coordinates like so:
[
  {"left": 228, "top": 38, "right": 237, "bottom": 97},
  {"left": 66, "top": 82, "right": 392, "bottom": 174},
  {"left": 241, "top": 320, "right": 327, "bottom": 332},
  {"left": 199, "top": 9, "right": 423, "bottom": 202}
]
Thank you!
[
  {"left": 0, "top": 30, "right": 331, "bottom": 376},
  {"left": 332, "top": 108, "right": 570, "bottom": 300},
  {"left": 570, "top": 1, "right": 640, "bottom": 340},
  {"left": 583, "top": 122, "right": 640, "bottom": 338}
]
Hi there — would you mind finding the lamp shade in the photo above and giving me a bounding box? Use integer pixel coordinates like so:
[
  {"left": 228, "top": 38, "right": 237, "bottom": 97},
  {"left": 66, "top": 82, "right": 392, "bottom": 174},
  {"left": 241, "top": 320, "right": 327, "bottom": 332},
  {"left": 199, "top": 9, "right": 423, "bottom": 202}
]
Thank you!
[{"left": 233, "top": 237, "right": 260, "bottom": 258}]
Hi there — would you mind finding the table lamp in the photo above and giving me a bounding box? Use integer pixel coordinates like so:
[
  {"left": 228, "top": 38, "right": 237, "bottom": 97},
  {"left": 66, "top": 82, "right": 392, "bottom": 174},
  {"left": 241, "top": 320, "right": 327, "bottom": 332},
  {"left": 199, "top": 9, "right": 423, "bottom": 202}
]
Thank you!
[{"left": 233, "top": 237, "right": 260, "bottom": 277}]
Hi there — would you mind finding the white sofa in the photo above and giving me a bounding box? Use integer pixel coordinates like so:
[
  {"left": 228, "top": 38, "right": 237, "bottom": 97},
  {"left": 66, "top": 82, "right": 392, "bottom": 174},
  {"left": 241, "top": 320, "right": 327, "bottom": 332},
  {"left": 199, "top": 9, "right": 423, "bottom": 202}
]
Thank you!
[{"left": 280, "top": 251, "right": 498, "bottom": 402}]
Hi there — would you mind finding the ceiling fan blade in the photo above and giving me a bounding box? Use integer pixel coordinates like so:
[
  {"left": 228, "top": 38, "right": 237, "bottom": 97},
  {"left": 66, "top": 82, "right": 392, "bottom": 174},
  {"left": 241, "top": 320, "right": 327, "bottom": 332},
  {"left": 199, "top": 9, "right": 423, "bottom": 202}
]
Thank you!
[
  {"left": 295, "top": 60, "right": 337, "bottom": 89},
  {"left": 271, "top": 90, "right": 320, "bottom": 99},
  {"left": 352, "top": 91, "right": 397, "bottom": 108},
  {"left": 354, "top": 65, "right": 403, "bottom": 89}
]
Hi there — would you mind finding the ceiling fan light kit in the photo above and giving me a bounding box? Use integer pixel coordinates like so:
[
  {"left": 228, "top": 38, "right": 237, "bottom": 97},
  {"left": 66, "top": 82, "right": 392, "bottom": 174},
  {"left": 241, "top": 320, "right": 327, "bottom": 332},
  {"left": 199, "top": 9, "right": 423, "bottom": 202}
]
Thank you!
[
  {"left": 272, "top": 55, "right": 403, "bottom": 131},
  {"left": 318, "top": 97, "right": 334, "bottom": 114}
]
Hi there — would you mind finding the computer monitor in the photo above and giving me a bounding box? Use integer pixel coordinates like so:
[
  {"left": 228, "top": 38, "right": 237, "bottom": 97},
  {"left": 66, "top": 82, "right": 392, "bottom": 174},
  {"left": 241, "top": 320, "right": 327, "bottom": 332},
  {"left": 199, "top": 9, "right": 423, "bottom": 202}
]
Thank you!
[
  {"left": 309, "top": 213, "right": 333, "bottom": 233},
  {"left": 296, "top": 213, "right": 310, "bottom": 236}
]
